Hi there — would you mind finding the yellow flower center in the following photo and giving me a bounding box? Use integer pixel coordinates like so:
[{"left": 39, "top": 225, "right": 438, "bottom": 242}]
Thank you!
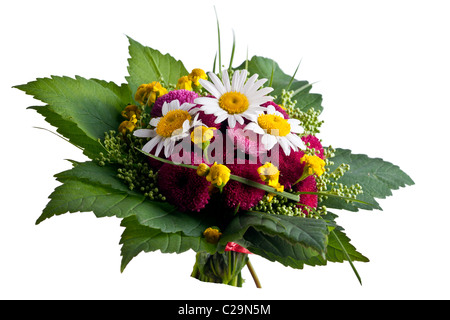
[
  {"left": 219, "top": 92, "right": 249, "bottom": 114},
  {"left": 257, "top": 114, "right": 291, "bottom": 136},
  {"left": 155, "top": 110, "right": 191, "bottom": 138}
]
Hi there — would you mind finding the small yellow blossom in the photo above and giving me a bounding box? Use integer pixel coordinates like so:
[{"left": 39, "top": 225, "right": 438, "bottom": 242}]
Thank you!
[
  {"left": 121, "top": 104, "right": 142, "bottom": 120},
  {"left": 257, "top": 162, "right": 280, "bottom": 185},
  {"left": 196, "top": 163, "right": 210, "bottom": 177},
  {"left": 118, "top": 114, "right": 138, "bottom": 135},
  {"left": 257, "top": 162, "right": 284, "bottom": 202},
  {"left": 203, "top": 227, "right": 222, "bottom": 244},
  {"left": 135, "top": 81, "right": 168, "bottom": 106},
  {"left": 188, "top": 68, "right": 208, "bottom": 86},
  {"left": 191, "top": 126, "right": 216, "bottom": 145},
  {"left": 300, "top": 154, "right": 326, "bottom": 177},
  {"left": 206, "top": 162, "right": 231, "bottom": 189},
  {"left": 176, "top": 76, "right": 193, "bottom": 91}
]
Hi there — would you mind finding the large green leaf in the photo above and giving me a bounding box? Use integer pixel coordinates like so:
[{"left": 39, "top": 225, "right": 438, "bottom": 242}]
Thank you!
[
  {"left": 236, "top": 56, "right": 323, "bottom": 113},
  {"left": 321, "top": 148, "right": 415, "bottom": 211},
  {"left": 220, "top": 211, "right": 328, "bottom": 258},
  {"left": 233, "top": 212, "right": 368, "bottom": 270},
  {"left": 16, "top": 76, "right": 133, "bottom": 159},
  {"left": 126, "top": 36, "right": 189, "bottom": 100},
  {"left": 119, "top": 215, "right": 217, "bottom": 272},
  {"left": 37, "top": 161, "right": 214, "bottom": 237},
  {"left": 303, "top": 212, "right": 369, "bottom": 267}
]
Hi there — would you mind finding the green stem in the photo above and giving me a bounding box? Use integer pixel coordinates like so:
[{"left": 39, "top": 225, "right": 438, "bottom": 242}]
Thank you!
[
  {"left": 330, "top": 228, "right": 362, "bottom": 285},
  {"left": 214, "top": 6, "right": 222, "bottom": 77},
  {"left": 246, "top": 259, "right": 262, "bottom": 288},
  {"left": 297, "top": 191, "right": 374, "bottom": 207}
]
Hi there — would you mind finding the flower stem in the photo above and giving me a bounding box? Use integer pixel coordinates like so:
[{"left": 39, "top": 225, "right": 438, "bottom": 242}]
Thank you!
[{"left": 246, "top": 259, "right": 262, "bottom": 289}]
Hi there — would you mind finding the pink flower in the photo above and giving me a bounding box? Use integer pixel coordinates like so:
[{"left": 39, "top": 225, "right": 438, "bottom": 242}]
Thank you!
[
  {"left": 226, "top": 123, "right": 262, "bottom": 158},
  {"left": 293, "top": 175, "right": 318, "bottom": 214},
  {"left": 157, "top": 155, "right": 211, "bottom": 212},
  {"left": 151, "top": 89, "right": 198, "bottom": 118},
  {"left": 301, "top": 135, "right": 324, "bottom": 159},
  {"left": 278, "top": 149, "right": 305, "bottom": 190},
  {"left": 222, "top": 162, "right": 265, "bottom": 211}
]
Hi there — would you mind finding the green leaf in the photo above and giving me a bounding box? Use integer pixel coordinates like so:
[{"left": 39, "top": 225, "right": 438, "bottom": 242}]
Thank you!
[
  {"left": 28, "top": 105, "right": 105, "bottom": 159},
  {"left": 16, "top": 76, "right": 133, "bottom": 159},
  {"left": 300, "top": 212, "right": 369, "bottom": 267},
  {"left": 37, "top": 161, "right": 215, "bottom": 237},
  {"left": 221, "top": 211, "right": 328, "bottom": 258},
  {"left": 237, "top": 212, "right": 368, "bottom": 270},
  {"left": 236, "top": 56, "right": 323, "bottom": 113},
  {"left": 321, "top": 148, "right": 415, "bottom": 211},
  {"left": 126, "top": 36, "right": 189, "bottom": 99},
  {"left": 119, "top": 215, "right": 217, "bottom": 272},
  {"left": 240, "top": 229, "right": 322, "bottom": 269}
]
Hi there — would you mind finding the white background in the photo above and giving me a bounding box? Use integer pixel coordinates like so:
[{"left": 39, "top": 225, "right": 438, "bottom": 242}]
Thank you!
[{"left": 1, "top": 0, "right": 449, "bottom": 300}]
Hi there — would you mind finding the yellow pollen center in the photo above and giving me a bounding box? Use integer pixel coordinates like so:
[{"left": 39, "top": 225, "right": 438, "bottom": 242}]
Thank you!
[
  {"left": 156, "top": 110, "right": 191, "bottom": 138},
  {"left": 257, "top": 114, "right": 291, "bottom": 136},
  {"left": 219, "top": 92, "right": 249, "bottom": 114}
]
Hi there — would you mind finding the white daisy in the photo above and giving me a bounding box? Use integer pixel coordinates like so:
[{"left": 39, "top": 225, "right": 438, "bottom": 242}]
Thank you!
[
  {"left": 194, "top": 69, "right": 274, "bottom": 128},
  {"left": 134, "top": 100, "right": 200, "bottom": 158},
  {"left": 244, "top": 104, "right": 305, "bottom": 156}
]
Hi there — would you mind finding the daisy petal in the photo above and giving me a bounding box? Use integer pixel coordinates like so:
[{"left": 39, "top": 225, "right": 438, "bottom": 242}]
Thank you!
[
  {"left": 142, "top": 136, "right": 162, "bottom": 154},
  {"left": 214, "top": 112, "right": 229, "bottom": 124},
  {"left": 155, "top": 139, "right": 164, "bottom": 157},
  {"left": 244, "top": 122, "right": 265, "bottom": 135},
  {"left": 261, "top": 134, "right": 278, "bottom": 151},
  {"left": 278, "top": 138, "right": 291, "bottom": 156},
  {"left": 235, "top": 114, "right": 245, "bottom": 125},
  {"left": 149, "top": 117, "right": 161, "bottom": 127},
  {"left": 228, "top": 115, "right": 237, "bottom": 128},
  {"left": 162, "top": 102, "right": 169, "bottom": 115},
  {"left": 199, "top": 79, "right": 222, "bottom": 98},
  {"left": 208, "top": 72, "right": 227, "bottom": 95},
  {"left": 241, "top": 74, "right": 259, "bottom": 94},
  {"left": 222, "top": 70, "right": 232, "bottom": 92},
  {"left": 134, "top": 129, "right": 155, "bottom": 138}
]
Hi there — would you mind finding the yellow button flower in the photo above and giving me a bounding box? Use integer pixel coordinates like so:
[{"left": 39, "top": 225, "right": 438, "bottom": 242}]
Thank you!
[
  {"left": 118, "top": 114, "right": 138, "bottom": 135},
  {"left": 300, "top": 154, "right": 326, "bottom": 177},
  {"left": 257, "top": 162, "right": 284, "bottom": 202},
  {"left": 188, "top": 68, "right": 208, "bottom": 86},
  {"left": 206, "top": 162, "right": 231, "bottom": 190},
  {"left": 257, "top": 162, "right": 280, "bottom": 185},
  {"left": 135, "top": 81, "right": 168, "bottom": 106},
  {"left": 121, "top": 104, "right": 142, "bottom": 120},
  {"left": 176, "top": 76, "right": 193, "bottom": 91},
  {"left": 191, "top": 126, "right": 216, "bottom": 145},
  {"left": 196, "top": 163, "right": 210, "bottom": 177},
  {"left": 203, "top": 227, "right": 222, "bottom": 244}
]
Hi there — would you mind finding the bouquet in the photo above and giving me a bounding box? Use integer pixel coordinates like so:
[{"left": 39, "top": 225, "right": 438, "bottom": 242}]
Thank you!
[{"left": 15, "top": 33, "right": 414, "bottom": 288}]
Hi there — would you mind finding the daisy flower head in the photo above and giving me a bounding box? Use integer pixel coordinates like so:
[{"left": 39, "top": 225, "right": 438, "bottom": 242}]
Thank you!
[
  {"left": 194, "top": 69, "right": 274, "bottom": 128},
  {"left": 133, "top": 99, "right": 200, "bottom": 158},
  {"left": 245, "top": 104, "right": 305, "bottom": 156}
]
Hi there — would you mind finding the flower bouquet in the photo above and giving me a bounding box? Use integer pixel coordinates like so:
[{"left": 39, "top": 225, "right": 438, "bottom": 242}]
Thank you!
[{"left": 15, "top": 34, "right": 414, "bottom": 288}]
